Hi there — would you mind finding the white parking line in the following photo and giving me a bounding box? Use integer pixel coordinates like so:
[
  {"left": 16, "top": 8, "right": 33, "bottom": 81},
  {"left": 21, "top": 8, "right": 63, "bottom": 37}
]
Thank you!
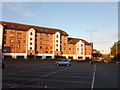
[
  {"left": 49, "top": 75, "right": 93, "bottom": 78},
  {"left": 9, "top": 67, "right": 71, "bottom": 88},
  {"left": 41, "top": 79, "right": 91, "bottom": 83},
  {"left": 91, "top": 64, "right": 96, "bottom": 90}
]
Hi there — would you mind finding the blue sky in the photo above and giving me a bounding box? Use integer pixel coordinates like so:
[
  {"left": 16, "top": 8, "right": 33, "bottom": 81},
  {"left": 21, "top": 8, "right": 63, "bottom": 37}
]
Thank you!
[{"left": 1, "top": 2, "right": 118, "bottom": 52}]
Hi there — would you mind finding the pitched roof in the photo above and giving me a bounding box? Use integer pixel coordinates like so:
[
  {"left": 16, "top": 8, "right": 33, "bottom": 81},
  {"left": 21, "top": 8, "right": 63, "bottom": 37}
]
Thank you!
[
  {"left": 0, "top": 21, "right": 69, "bottom": 36},
  {"left": 68, "top": 37, "right": 92, "bottom": 45}
]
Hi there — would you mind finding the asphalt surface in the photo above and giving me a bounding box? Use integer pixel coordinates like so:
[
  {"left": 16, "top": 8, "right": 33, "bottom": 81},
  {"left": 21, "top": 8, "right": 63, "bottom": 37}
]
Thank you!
[{"left": 2, "top": 63, "right": 119, "bottom": 89}]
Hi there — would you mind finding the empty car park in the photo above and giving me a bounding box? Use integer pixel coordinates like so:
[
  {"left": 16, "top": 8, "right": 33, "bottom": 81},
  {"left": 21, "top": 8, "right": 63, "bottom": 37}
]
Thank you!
[{"left": 2, "top": 62, "right": 119, "bottom": 89}]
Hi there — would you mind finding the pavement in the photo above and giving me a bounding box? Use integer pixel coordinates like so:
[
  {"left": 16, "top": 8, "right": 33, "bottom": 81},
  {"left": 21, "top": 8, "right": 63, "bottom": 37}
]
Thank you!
[{"left": 2, "top": 63, "right": 119, "bottom": 89}]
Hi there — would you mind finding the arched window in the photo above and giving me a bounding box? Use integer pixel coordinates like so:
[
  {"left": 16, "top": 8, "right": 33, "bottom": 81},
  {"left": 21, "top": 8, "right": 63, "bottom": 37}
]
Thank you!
[
  {"left": 30, "top": 32, "right": 33, "bottom": 35},
  {"left": 56, "top": 35, "right": 58, "bottom": 38}
]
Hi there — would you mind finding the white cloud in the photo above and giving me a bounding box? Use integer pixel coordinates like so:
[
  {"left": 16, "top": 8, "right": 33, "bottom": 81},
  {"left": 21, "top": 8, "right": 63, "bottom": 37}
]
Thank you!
[{"left": 93, "top": 29, "right": 118, "bottom": 52}]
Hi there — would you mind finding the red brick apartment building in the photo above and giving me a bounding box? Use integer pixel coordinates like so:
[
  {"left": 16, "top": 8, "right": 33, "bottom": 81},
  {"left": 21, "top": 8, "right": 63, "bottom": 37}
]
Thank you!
[{"left": 0, "top": 21, "right": 93, "bottom": 60}]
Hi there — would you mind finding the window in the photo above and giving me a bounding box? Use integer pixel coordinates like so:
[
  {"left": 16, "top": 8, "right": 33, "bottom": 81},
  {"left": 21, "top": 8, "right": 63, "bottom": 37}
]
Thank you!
[
  {"left": 16, "top": 50, "right": 20, "bottom": 52},
  {"left": 56, "top": 49, "right": 58, "bottom": 51},
  {"left": 45, "top": 51, "right": 48, "bottom": 53},
  {"left": 64, "top": 39, "right": 66, "bottom": 41},
  {"left": 30, "top": 38, "right": 32, "bottom": 40},
  {"left": 81, "top": 44, "right": 83, "bottom": 47},
  {"left": 18, "top": 26, "right": 21, "bottom": 28},
  {"left": 40, "top": 37, "right": 43, "bottom": 40},
  {"left": 30, "top": 52, "right": 32, "bottom": 55},
  {"left": 4, "top": 34, "right": 6, "bottom": 36},
  {"left": 64, "top": 43, "right": 66, "bottom": 46},
  {"left": 40, "top": 42, "right": 43, "bottom": 44},
  {"left": 30, "top": 47, "right": 32, "bottom": 50},
  {"left": 10, "top": 39, "right": 14, "bottom": 42},
  {"left": 17, "top": 35, "right": 21, "bottom": 38},
  {"left": 69, "top": 48, "right": 71, "bottom": 50},
  {"left": 77, "top": 48, "right": 79, "bottom": 51},
  {"left": 10, "top": 34, "right": 14, "bottom": 37},
  {"left": 30, "top": 32, "right": 33, "bottom": 35},
  {"left": 17, "top": 40, "right": 20, "bottom": 43},
  {"left": 16, "top": 45, "right": 20, "bottom": 48},
  {"left": 50, "top": 38, "right": 53, "bottom": 40},
  {"left": 4, "top": 44, "right": 6, "bottom": 46},
  {"left": 30, "top": 42, "right": 32, "bottom": 45},
  {"left": 17, "top": 31, "right": 21, "bottom": 33},
  {"left": 56, "top": 35, "right": 58, "bottom": 38},
  {"left": 4, "top": 39, "right": 6, "bottom": 41},
  {"left": 56, "top": 40, "right": 58, "bottom": 42},
  {"left": 50, "top": 51, "right": 52, "bottom": 53},
  {"left": 4, "top": 50, "right": 6, "bottom": 52},
  {"left": 10, "top": 45, "right": 13, "bottom": 47},
  {"left": 23, "top": 35, "right": 26, "bottom": 38},
  {"left": 11, "top": 50, "right": 14, "bottom": 52},
  {"left": 50, "top": 47, "right": 52, "bottom": 49},
  {"left": 23, "top": 40, "right": 26, "bottom": 43},
  {"left": 56, "top": 44, "right": 58, "bottom": 47},
  {"left": 40, "top": 33, "right": 42, "bottom": 35},
  {"left": 23, "top": 46, "right": 26, "bottom": 47},
  {"left": 45, "top": 42, "right": 49, "bottom": 44},
  {"left": 81, "top": 48, "right": 83, "bottom": 51},
  {"left": 46, "top": 38, "right": 48, "bottom": 40},
  {"left": 40, "top": 46, "right": 42, "bottom": 49},
  {"left": 45, "top": 46, "right": 48, "bottom": 49},
  {"left": 10, "top": 30, "right": 13, "bottom": 32},
  {"left": 40, "top": 51, "right": 43, "bottom": 53},
  {"left": 81, "top": 52, "right": 83, "bottom": 54},
  {"left": 22, "top": 50, "right": 26, "bottom": 53}
]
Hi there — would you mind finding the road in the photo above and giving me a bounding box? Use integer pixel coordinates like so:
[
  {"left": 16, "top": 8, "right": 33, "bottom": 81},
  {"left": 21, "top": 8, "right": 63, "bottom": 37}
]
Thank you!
[{"left": 2, "top": 63, "right": 119, "bottom": 89}]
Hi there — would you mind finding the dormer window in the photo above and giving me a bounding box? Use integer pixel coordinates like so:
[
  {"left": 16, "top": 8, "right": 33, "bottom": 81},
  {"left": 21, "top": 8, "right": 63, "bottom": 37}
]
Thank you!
[
  {"left": 18, "top": 26, "right": 21, "bottom": 28},
  {"left": 11, "top": 25, "right": 14, "bottom": 27}
]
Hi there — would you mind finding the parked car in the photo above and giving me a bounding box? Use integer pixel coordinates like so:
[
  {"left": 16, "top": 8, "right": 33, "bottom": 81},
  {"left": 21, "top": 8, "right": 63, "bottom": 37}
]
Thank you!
[{"left": 55, "top": 59, "right": 71, "bottom": 66}]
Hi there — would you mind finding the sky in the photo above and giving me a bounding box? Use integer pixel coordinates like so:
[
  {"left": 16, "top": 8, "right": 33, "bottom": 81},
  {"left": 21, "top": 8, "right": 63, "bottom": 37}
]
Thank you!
[{"left": 1, "top": 2, "right": 118, "bottom": 52}]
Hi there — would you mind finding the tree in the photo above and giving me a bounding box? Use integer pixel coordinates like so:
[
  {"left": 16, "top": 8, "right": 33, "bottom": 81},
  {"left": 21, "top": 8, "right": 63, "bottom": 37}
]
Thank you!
[
  {"left": 92, "top": 51, "right": 102, "bottom": 60},
  {"left": 111, "top": 40, "right": 120, "bottom": 61}
]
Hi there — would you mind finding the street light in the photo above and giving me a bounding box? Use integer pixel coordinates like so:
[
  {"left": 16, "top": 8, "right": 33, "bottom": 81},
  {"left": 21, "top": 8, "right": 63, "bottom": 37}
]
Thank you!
[
  {"left": 85, "top": 30, "right": 97, "bottom": 60},
  {"left": 85, "top": 30, "right": 97, "bottom": 43}
]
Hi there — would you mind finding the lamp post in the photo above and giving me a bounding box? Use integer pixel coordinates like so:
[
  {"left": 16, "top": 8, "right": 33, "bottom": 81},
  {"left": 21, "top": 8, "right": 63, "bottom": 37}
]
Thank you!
[{"left": 85, "top": 30, "right": 97, "bottom": 60}]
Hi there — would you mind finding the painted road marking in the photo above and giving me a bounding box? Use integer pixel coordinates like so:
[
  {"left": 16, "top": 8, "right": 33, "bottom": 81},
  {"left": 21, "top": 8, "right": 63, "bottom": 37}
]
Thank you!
[
  {"left": 9, "top": 67, "right": 71, "bottom": 88},
  {"left": 91, "top": 64, "right": 96, "bottom": 90}
]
